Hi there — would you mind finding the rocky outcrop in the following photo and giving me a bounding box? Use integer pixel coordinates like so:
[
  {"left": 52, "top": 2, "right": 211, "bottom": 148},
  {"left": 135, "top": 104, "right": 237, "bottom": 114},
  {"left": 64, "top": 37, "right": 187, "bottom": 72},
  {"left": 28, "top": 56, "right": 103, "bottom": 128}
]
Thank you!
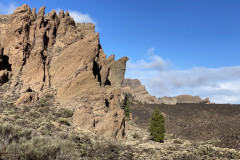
[
  {"left": 122, "top": 79, "right": 159, "bottom": 104},
  {"left": 0, "top": 4, "right": 128, "bottom": 139},
  {"left": 15, "top": 92, "right": 39, "bottom": 106}
]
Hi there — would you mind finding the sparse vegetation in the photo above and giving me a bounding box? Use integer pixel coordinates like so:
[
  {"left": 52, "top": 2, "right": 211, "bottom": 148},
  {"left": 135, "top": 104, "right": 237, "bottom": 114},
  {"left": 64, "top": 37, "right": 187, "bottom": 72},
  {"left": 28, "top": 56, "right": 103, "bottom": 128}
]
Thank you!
[
  {"left": 0, "top": 93, "right": 137, "bottom": 160},
  {"left": 0, "top": 86, "right": 239, "bottom": 160},
  {"left": 0, "top": 94, "right": 86, "bottom": 160},
  {"left": 149, "top": 107, "right": 165, "bottom": 142}
]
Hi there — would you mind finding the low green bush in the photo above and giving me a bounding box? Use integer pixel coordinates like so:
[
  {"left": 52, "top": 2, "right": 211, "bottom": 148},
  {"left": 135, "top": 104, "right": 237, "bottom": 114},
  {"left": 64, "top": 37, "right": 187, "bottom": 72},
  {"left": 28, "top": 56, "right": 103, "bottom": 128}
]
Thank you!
[
  {"left": 59, "top": 118, "right": 70, "bottom": 126},
  {"left": 173, "top": 138, "right": 183, "bottom": 144},
  {"left": 55, "top": 108, "right": 74, "bottom": 118}
]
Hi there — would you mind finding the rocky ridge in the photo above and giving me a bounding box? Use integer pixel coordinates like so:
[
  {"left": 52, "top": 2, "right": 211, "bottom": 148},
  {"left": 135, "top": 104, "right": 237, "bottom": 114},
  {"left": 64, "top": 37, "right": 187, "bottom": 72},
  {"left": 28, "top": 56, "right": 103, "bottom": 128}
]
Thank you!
[
  {"left": 158, "top": 95, "right": 210, "bottom": 105},
  {"left": 0, "top": 4, "right": 128, "bottom": 139},
  {"left": 122, "top": 78, "right": 210, "bottom": 104}
]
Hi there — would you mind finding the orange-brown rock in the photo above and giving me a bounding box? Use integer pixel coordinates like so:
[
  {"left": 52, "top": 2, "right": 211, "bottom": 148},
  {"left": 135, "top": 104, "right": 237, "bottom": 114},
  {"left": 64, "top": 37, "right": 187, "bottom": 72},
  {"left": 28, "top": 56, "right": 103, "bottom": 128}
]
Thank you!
[
  {"left": 15, "top": 92, "right": 39, "bottom": 106},
  {"left": 0, "top": 4, "right": 128, "bottom": 139}
]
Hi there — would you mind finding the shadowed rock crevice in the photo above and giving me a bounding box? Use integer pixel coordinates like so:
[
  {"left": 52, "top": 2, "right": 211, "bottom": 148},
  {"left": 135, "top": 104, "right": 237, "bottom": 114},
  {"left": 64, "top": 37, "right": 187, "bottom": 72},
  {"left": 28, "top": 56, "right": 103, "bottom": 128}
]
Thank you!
[
  {"left": 21, "top": 43, "right": 31, "bottom": 70},
  {"left": 105, "top": 98, "right": 109, "bottom": 107},
  {"left": 1, "top": 56, "right": 11, "bottom": 72},
  {"left": 43, "top": 33, "right": 49, "bottom": 49},
  {"left": 26, "top": 88, "right": 33, "bottom": 92},
  {"left": 105, "top": 79, "right": 111, "bottom": 86},
  {"left": 0, "top": 48, "right": 12, "bottom": 71},
  {"left": 0, "top": 71, "right": 9, "bottom": 85},
  {"left": 0, "top": 48, "right": 10, "bottom": 85},
  {"left": 104, "top": 68, "right": 111, "bottom": 86},
  {"left": 93, "top": 61, "right": 101, "bottom": 84}
]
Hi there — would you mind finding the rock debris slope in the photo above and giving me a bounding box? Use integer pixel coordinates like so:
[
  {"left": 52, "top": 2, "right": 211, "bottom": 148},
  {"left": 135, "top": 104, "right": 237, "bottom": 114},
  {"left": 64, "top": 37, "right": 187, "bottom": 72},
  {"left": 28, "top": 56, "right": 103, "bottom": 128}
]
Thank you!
[{"left": 0, "top": 4, "right": 128, "bottom": 139}]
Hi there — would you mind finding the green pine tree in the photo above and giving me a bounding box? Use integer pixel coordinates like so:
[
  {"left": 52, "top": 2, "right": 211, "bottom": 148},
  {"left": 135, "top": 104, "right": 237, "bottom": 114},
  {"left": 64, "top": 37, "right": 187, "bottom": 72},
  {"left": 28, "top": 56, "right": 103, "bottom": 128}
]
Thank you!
[
  {"left": 149, "top": 107, "right": 165, "bottom": 142},
  {"left": 122, "top": 94, "right": 131, "bottom": 118}
]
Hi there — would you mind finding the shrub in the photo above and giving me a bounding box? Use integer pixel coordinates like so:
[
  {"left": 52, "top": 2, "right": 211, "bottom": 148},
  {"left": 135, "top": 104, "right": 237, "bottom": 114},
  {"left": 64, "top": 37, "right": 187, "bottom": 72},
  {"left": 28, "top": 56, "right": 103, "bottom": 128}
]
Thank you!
[
  {"left": 173, "top": 138, "right": 183, "bottom": 144},
  {"left": 149, "top": 107, "right": 165, "bottom": 142},
  {"left": 44, "top": 93, "right": 54, "bottom": 99},
  {"left": 0, "top": 123, "right": 32, "bottom": 144},
  {"left": 133, "top": 133, "right": 140, "bottom": 139},
  {"left": 5, "top": 137, "right": 81, "bottom": 160},
  {"left": 29, "top": 111, "right": 41, "bottom": 118},
  {"left": 59, "top": 118, "right": 70, "bottom": 126},
  {"left": 55, "top": 108, "right": 74, "bottom": 118},
  {"left": 37, "top": 98, "right": 50, "bottom": 107},
  {"left": 36, "top": 94, "right": 54, "bottom": 108}
]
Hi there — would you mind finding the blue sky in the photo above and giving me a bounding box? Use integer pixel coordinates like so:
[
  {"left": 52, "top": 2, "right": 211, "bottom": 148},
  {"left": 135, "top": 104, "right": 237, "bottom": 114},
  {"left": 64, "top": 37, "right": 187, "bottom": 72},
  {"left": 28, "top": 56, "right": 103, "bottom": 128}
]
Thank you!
[{"left": 0, "top": 0, "right": 240, "bottom": 103}]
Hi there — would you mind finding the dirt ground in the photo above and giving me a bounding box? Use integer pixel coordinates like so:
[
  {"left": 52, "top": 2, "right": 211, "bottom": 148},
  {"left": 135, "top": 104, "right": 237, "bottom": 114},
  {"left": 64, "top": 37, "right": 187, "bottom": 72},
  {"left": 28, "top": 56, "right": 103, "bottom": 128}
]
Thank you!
[{"left": 131, "top": 103, "right": 240, "bottom": 150}]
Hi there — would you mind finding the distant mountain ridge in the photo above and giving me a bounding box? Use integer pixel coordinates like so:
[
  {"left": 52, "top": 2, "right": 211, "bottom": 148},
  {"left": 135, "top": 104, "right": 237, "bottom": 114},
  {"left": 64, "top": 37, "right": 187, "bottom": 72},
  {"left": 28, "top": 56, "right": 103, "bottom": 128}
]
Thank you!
[{"left": 122, "top": 78, "right": 211, "bottom": 104}]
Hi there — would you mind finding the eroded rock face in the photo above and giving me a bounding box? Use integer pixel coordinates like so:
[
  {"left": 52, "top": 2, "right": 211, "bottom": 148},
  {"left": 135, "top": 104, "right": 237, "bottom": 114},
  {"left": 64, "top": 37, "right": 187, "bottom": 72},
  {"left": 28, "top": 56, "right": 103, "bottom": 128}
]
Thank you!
[{"left": 0, "top": 4, "right": 128, "bottom": 139}]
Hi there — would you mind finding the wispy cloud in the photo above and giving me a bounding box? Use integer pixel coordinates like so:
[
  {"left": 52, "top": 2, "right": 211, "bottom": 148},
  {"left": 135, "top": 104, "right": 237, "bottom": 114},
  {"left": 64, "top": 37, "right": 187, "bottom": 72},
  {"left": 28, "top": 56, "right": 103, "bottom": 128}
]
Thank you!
[
  {"left": 146, "top": 47, "right": 155, "bottom": 55},
  {"left": 55, "top": 8, "right": 96, "bottom": 24},
  {"left": 68, "top": 10, "right": 95, "bottom": 24},
  {"left": 126, "top": 48, "right": 240, "bottom": 104},
  {"left": 127, "top": 54, "right": 170, "bottom": 71},
  {"left": 0, "top": 2, "right": 18, "bottom": 14}
]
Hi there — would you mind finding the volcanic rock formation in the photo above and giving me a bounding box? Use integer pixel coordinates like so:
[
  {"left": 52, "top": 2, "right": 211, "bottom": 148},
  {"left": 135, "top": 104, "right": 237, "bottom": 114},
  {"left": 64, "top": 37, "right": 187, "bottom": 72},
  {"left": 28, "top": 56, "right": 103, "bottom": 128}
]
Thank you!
[{"left": 0, "top": 4, "right": 128, "bottom": 139}]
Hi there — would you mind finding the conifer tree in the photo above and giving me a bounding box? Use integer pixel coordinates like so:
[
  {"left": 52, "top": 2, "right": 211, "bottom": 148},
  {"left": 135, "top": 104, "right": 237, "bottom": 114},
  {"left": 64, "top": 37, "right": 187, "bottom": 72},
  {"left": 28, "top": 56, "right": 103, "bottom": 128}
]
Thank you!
[
  {"left": 122, "top": 94, "right": 131, "bottom": 118},
  {"left": 149, "top": 107, "right": 165, "bottom": 142}
]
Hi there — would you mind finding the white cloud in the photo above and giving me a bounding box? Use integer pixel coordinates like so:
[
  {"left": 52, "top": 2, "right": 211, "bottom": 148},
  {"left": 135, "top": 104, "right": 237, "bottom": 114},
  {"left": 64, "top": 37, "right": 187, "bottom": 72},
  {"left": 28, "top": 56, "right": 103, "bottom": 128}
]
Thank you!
[
  {"left": 126, "top": 48, "right": 240, "bottom": 104},
  {"left": 56, "top": 8, "right": 95, "bottom": 24},
  {"left": 0, "top": 2, "right": 18, "bottom": 14},
  {"left": 68, "top": 10, "right": 95, "bottom": 24},
  {"left": 146, "top": 47, "right": 155, "bottom": 55},
  {"left": 127, "top": 55, "right": 169, "bottom": 71}
]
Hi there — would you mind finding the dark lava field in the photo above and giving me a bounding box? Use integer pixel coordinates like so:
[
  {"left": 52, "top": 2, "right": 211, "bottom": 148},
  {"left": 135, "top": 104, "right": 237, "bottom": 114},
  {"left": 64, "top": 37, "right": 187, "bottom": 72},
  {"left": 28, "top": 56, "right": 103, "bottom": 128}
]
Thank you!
[{"left": 131, "top": 103, "right": 240, "bottom": 150}]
